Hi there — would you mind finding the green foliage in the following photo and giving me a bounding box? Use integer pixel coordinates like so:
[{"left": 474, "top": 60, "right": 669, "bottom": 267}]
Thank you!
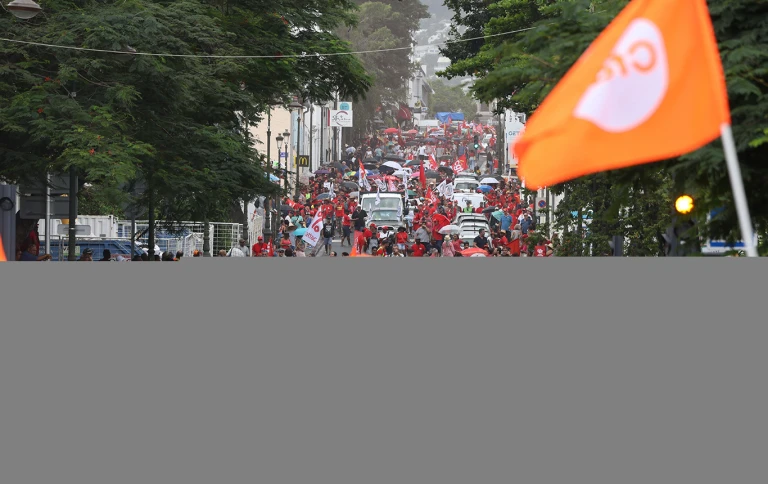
[
  {"left": 339, "top": 0, "right": 428, "bottom": 139},
  {"left": 428, "top": 79, "right": 477, "bottom": 119},
  {"left": 443, "top": 0, "right": 768, "bottom": 254},
  {"left": 0, "top": 0, "right": 372, "bottom": 223}
]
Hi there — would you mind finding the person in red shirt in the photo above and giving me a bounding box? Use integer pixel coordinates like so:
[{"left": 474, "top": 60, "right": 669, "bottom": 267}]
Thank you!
[
  {"left": 334, "top": 201, "right": 345, "bottom": 232},
  {"left": 341, "top": 211, "right": 352, "bottom": 246},
  {"left": 451, "top": 234, "right": 462, "bottom": 253},
  {"left": 355, "top": 230, "right": 366, "bottom": 254},
  {"left": 409, "top": 238, "right": 427, "bottom": 257},
  {"left": 431, "top": 212, "right": 450, "bottom": 252},
  {"left": 252, "top": 236, "right": 266, "bottom": 257},
  {"left": 363, "top": 224, "right": 374, "bottom": 253},
  {"left": 280, "top": 233, "right": 292, "bottom": 251},
  {"left": 412, "top": 209, "right": 422, "bottom": 231},
  {"left": 395, "top": 227, "right": 409, "bottom": 255}
]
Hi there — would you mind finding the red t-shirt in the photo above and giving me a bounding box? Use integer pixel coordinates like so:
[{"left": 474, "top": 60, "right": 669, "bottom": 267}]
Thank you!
[
  {"left": 355, "top": 233, "right": 366, "bottom": 247},
  {"left": 335, "top": 204, "right": 345, "bottom": 217},
  {"left": 395, "top": 232, "right": 408, "bottom": 244},
  {"left": 410, "top": 243, "right": 426, "bottom": 257},
  {"left": 252, "top": 243, "right": 265, "bottom": 255},
  {"left": 363, "top": 228, "right": 373, "bottom": 239},
  {"left": 280, "top": 239, "right": 292, "bottom": 249},
  {"left": 342, "top": 214, "right": 351, "bottom": 227}
]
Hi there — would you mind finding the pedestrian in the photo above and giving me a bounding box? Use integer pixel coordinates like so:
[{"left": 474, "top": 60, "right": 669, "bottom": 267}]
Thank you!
[
  {"left": 409, "top": 238, "right": 427, "bottom": 257},
  {"left": 395, "top": 227, "right": 408, "bottom": 255},
  {"left": 321, "top": 217, "right": 334, "bottom": 255},
  {"left": 442, "top": 238, "right": 456, "bottom": 257},
  {"left": 236, "top": 239, "right": 250, "bottom": 257},
  {"left": 340, "top": 210, "right": 352, "bottom": 246},
  {"left": 101, "top": 249, "right": 112, "bottom": 261},
  {"left": 79, "top": 248, "right": 94, "bottom": 261}
]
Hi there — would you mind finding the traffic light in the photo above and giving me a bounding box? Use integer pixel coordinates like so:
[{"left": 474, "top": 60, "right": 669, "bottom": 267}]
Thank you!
[
  {"left": 675, "top": 194, "right": 694, "bottom": 214},
  {"left": 473, "top": 134, "right": 479, "bottom": 149}
]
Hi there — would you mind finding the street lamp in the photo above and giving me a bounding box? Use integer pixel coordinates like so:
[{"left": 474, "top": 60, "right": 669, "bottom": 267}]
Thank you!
[
  {"left": 276, "top": 130, "right": 290, "bottom": 196},
  {"left": 288, "top": 98, "right": 304, "bottom": 201},
  {"left": 6, "top": 0, "right": 42, "bottom": 19}
]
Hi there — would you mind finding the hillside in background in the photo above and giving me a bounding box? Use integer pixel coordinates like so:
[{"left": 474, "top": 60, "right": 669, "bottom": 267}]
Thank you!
[{"left": 414, "top": 0, "right": 469, "bottom": 88}]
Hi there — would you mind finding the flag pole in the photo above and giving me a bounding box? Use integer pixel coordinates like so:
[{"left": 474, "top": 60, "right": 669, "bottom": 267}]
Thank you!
[{"left": 720, "top": 123, "right": 758, "bottom": 257}]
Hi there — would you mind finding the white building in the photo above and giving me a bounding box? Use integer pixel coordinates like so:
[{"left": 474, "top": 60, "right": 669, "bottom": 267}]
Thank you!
[
  {"left": 407, "top": 66, "right": 433, "bottom": 127},
  {"left": 249, "top": 97, "right": 344, "bottom": 190}
]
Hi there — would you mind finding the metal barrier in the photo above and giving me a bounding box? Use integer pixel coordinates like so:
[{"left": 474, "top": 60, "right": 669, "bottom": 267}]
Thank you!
[{"left": 39, "top": 220, "right": 258, "bottom": 260}]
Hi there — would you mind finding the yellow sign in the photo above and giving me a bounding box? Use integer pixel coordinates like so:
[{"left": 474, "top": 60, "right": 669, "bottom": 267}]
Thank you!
[{"left": 297, "top": 155, "right": 310, "bottom": 167}]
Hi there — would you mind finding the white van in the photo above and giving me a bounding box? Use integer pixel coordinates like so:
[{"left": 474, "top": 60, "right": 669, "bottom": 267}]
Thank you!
[
  {"left": 360, "top": 193, "right": 404, "bottom": 215},
  {"left": 452, "top": 193, "right": 485, "bottom": 212}
]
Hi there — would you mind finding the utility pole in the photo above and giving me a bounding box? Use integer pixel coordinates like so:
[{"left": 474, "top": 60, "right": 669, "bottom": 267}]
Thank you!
[
  {"left": 333, "top": 95, "right": 338, "bottom": 161},
  {"left": 67, "top": 165, "right": 77, "bottom": 261},
  {"left": 265, "top": 109, "right": 273, "bottom": 240},
  {"left": 309, "top": 105, "right": 314, "bottom": 172},
  {"left": 296, "top": 110, "right": 301, "bottom": 201}
]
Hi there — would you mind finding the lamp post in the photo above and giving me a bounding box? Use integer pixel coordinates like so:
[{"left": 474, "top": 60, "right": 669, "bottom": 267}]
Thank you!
[
  {"left": 276, "top": 130, "right": 290, "bottom": 204},
  {"left": 264, "top": 109, "right": 273, "bottom": 242},
  {"left": 6, "top": 0, "right": 42, "bottom": 19},
  {"left": 288, "top": 98, "right": 304, "bottom": 201}
]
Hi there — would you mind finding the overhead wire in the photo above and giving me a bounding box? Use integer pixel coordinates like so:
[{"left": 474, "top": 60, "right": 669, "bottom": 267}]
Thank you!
[{"left": 0, "top": 26, "right": 537, "bottom": 58}]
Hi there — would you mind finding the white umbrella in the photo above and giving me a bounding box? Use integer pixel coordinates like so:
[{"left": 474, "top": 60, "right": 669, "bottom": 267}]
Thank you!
[
  {"left": 382, "top": 161, "right": 402, "bottom": 169},
  {"left": 480, "top": 177, "right": 500, "bottom": 184},
  {"left": 438, "top": 224, "right": 461, "bottom": 235}
]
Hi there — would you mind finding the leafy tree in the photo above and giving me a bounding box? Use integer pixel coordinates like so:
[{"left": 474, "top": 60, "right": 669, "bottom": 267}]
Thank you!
[
  {"left": 1, "top": 0, "right": 372, "bottom": 251},
  {"left": 339, "top": 0, "right": 428, "bottom": 141},
  {"left": 428, "top": 79, "right": 477, "bottom": 119},
  {"left": 444, "top": 0, "right": 768, "bottom": 254}
]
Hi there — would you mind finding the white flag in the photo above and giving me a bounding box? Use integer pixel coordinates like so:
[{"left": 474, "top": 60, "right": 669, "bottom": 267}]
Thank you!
[
  {"left": 302, "top": 209, "right": 324, "bottom": 247},
  {"left": 444, "top": 182, "right": 454, "bottom": 198},
  {"left": 436, "top": 179, "right": 446, "bottom": 196},
  {"left": 375, "top": 189, "right": 381, "bottom": 206}
]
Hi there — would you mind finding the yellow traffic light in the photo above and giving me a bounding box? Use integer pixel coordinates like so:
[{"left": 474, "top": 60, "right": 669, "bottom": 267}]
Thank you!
[{"left": 675, "top": 195, "right": 694, "bottom": 214}]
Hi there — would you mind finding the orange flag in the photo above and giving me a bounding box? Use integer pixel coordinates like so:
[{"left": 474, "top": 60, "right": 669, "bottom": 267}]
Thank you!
[
  {"left": 514, "top": 0, "right": 730, "bottom": 189},
  {"left": 0, "top": 235, "right": 7, "bottom": 261}
]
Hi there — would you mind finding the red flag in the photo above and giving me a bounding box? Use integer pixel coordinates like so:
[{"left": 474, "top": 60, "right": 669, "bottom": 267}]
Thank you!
[
  {"left": 0, "top": 235, "right": 6, "bottom": 261},
  {"left": 507, "top": 238, "right": 521, "bottom": 256},
  {"left": 419, "top": 160, "right": 427, "bottom": 190},
  {"left": 455, "top": 154, "right": 468, "bottom": 172},
  {"left": 266, "top": 239, "right": 274, "bottom": 257},
  {"left": 428, "top": 153, "right": 438, "bottom": 170}
]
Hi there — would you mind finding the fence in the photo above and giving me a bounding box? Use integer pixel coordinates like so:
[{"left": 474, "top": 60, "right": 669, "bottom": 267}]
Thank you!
[
  {"left": 37, "top": 219, "right": 269, "bottom": 260},
  {"left": 117, "top": 221, "right": 244, "bottom": 256}
]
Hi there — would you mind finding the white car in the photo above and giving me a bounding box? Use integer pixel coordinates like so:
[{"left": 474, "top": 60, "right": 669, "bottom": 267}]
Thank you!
[
  {"left": 453, "top": 177, "right": 480, "bottom": 193},
  {"left": 458, "top": 219, "right": 490, "bottom": 245},
  {"left": 455, "top": 212, "right": 487, "bottom": 226}
]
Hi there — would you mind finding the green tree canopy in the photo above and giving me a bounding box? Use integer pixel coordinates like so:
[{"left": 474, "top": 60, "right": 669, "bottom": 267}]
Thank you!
[
  {"left": 442, "top": 0, "right": 768, "bottom": 254},
  {"left": 0, "top": 0, "right": 372, "bottom": 227},
  {"left": 339, "top": 0, "right": 428, "bottom": 140},
  {"left": 428, "top": 79, "right": 477, "bottom": 120}
]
